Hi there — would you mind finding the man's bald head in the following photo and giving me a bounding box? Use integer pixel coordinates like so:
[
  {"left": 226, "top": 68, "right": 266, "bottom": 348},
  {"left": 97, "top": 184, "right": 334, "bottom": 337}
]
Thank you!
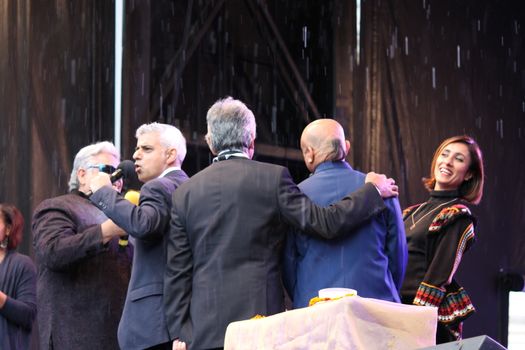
[{"left": 300, "top": 119, "right": 350, "bottom": 172}]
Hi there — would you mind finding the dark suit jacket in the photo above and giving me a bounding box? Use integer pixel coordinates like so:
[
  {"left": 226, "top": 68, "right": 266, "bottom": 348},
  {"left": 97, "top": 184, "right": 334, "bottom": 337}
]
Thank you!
[
  {"left": 32, "top": 191, "right": 132, "bottom": 350},
  {"left": 283, "top": 161, "right": 407, "bottom": 308},
  {"left": 164, "top": 158, "right": 386, "bottom": 349},
  {"left": 91, "top": 169, "right": 189, "bottom": 349}
]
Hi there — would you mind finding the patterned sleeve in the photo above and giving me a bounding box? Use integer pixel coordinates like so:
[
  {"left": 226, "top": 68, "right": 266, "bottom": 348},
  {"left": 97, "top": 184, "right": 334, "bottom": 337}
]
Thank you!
[{"left": 413, "top": 206, "right": 475, "bottom": 316}]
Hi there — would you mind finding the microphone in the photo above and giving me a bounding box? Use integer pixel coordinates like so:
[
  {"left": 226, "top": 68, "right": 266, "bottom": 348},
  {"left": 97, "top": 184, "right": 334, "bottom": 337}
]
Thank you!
[
  {"left": 115, "top": 160, "right": 142, "bottom": 249},
  {"left": 109, "top": 168, "right": 124, "bottom": 183},
  {"left": 118, "top": 160, "right": 143, "bottom": 192}
]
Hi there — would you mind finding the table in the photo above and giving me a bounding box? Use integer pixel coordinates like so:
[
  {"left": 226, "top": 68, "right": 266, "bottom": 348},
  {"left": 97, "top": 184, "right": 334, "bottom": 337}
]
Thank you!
[{"left": 224, "top": 296, "right": 437, "bottom": 350}]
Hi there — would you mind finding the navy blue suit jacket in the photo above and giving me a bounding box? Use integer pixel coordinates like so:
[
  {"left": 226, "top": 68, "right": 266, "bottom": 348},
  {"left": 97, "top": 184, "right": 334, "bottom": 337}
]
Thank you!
[
  {"left": 283, "top": 161, "right": 407, "bottom": 308},
  {"left": 91, "top": 169, "right": 189, "bottom": 349}
]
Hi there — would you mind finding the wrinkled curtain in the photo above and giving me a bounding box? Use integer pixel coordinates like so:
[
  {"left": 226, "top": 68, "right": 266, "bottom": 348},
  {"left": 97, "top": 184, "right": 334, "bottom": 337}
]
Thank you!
[
  {"left": 335, "top": 0, "right": 525, "bottom": 340},
  {"left": 2, "top": 0, "right": 524, "bottom": 345},
  {"left": 0, "top": 1, "right": 115, "bottom": 255}
]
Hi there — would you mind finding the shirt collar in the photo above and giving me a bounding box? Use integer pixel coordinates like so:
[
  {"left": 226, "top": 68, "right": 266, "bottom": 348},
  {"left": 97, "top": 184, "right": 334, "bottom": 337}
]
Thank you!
[
  {"left": 71, "top": 189, "right": 90, "bottom": 198},
  {"left": 159, "top": 166, "right": 181, "bottom": 178},
  {"left": 213, "top": 149, "right": 249, "bottom": 163},
  {"left": 430, "top": 189, "right": 460, "bottom": 199},
  {"left": 313, "top": 160, "right": 351, "bottom": 175}
]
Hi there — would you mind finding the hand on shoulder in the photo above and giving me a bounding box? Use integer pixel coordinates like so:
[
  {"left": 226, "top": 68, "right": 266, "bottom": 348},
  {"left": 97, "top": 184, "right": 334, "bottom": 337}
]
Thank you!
[
  {"left": 172, "top": 339, "right": 187, "bottom": 350},
  {"left": 365, "top": 172, "right": 399, "bottom": 198}
]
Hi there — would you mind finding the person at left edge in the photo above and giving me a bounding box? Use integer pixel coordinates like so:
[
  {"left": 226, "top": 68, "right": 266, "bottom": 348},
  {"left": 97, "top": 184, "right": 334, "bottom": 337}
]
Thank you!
[
  {"left": 90, "top": 123, "right": 189, "bottom": 350},
  {"left": 32, "top": 141, "right": 132, "bottom": 350},
  {"left": 0, "top": 203, "right": 37, "bottom": 350}
]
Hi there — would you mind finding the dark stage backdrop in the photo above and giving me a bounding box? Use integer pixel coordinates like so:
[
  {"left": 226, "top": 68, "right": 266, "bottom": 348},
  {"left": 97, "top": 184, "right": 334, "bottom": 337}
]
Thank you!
[
  {"left": 1, "top": 0, "right": 524, "bottom": 346},
  {"left": 1, "top": 1, "right": 115, "bottom": 348},
  {"left": 0, "top": 1, "right": 115, "bottom": 254},
  {"left": 342, "top": 0, "right": 525, "bottom": 342}
]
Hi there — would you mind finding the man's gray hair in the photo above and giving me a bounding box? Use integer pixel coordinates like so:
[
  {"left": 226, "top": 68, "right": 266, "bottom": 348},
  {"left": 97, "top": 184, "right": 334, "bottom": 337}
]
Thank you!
[
  {"left": 68, "top": 141, "right": 120, "bottom": 191},
  {"left": 135, "top": 122, "right": 187, "bottom": 164},
  {"left": 206, "top": 97, "right": 256, "bottom": 153}
]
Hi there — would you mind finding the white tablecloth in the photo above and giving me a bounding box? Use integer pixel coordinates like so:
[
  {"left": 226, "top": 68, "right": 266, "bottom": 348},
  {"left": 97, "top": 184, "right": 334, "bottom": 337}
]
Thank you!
[{"left": 224, "top": 296, "right": 437, "bottom": 350}]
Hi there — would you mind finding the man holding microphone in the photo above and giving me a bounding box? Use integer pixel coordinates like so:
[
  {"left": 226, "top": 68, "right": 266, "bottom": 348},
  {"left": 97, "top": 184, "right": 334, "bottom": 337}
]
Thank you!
[{"left": 90, "top": 123, "right": 189, "bottom": 350}]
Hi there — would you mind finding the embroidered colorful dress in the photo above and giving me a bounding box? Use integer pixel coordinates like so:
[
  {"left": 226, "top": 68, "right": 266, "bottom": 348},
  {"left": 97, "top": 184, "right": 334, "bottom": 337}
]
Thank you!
[{"left": 400, "top": 189, "right": 476, "bottom": 343}]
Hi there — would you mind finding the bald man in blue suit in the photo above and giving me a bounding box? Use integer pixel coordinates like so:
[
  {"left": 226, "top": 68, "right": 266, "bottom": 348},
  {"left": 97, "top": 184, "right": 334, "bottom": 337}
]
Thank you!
[{"left": 283, "top": 119, "right": 407, "bottom": 308}]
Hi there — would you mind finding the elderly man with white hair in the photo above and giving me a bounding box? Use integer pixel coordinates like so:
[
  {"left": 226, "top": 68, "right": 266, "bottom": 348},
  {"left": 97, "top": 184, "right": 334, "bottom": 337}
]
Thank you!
[{"left": 32, "top": 141, "right": 132, "bottom": 350}]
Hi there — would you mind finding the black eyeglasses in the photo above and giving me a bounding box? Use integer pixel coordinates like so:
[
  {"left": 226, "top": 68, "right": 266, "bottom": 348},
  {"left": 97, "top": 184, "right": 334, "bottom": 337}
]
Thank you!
[{"left": 87, "top": 164, "right": 116, "bottom": 174}]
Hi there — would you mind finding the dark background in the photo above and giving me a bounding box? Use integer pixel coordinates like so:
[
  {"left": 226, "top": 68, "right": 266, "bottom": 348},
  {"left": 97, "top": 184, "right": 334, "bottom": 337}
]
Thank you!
[{"left": 1, "top": 0, "right": 524, "bottom": 346}]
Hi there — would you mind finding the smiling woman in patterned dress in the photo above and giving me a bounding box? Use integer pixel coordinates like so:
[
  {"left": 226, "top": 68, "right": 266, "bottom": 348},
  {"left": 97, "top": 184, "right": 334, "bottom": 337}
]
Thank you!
[{"left": 400, "top": 135, "right": 485, "bottom": 344}]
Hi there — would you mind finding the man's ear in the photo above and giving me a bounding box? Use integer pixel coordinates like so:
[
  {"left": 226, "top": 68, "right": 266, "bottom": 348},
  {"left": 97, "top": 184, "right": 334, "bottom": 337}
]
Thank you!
[
  {"left": 205, "top": 134, "right": 217, "bottom": 155},
  {"left": 247, "top": 138, "right": 255, "bottom": 159},
  {"left": 77, "top": 168, "right": 87, "bottom": 187},
  {"left": 304, "top": 146, "right": 315, "bottom": 164},
  {"left": 166, "top": 148, "right": 178, "bottom": 165},
  {"left": 345, "top": 140, "right": 351, "bottom": 156}
]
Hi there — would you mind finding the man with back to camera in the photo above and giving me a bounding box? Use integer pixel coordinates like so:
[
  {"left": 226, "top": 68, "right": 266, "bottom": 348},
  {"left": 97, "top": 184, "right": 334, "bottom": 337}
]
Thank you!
[
  {"left": 89, "top": 123, "right": 189, "bottom": 349},
  {"left": 164, "top": 97, "right": 399, "bottom": 350},
  {"left": 32, "top": 141, "right": 132, "bottom": 350},
  {"left": 283, "top": 119, "right": 407, "bottom": 308}
]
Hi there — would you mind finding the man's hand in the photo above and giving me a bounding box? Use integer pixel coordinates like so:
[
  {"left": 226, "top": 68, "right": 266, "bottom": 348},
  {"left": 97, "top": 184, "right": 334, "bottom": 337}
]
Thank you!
[
  {"left": 365, "top": 172, "right": 399, "bottom": 198},
  {"left": 90, "top": 172, "right": 112, "bottom": 193},
  {"left": 100, "top": 219, "right": 127, "bottom": 244},
  {"left": 0, "top": 291, "right": 7, "bottom": 309},
  {"left": 172, "top": 340, "right": 187, "bottom": 350}
]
